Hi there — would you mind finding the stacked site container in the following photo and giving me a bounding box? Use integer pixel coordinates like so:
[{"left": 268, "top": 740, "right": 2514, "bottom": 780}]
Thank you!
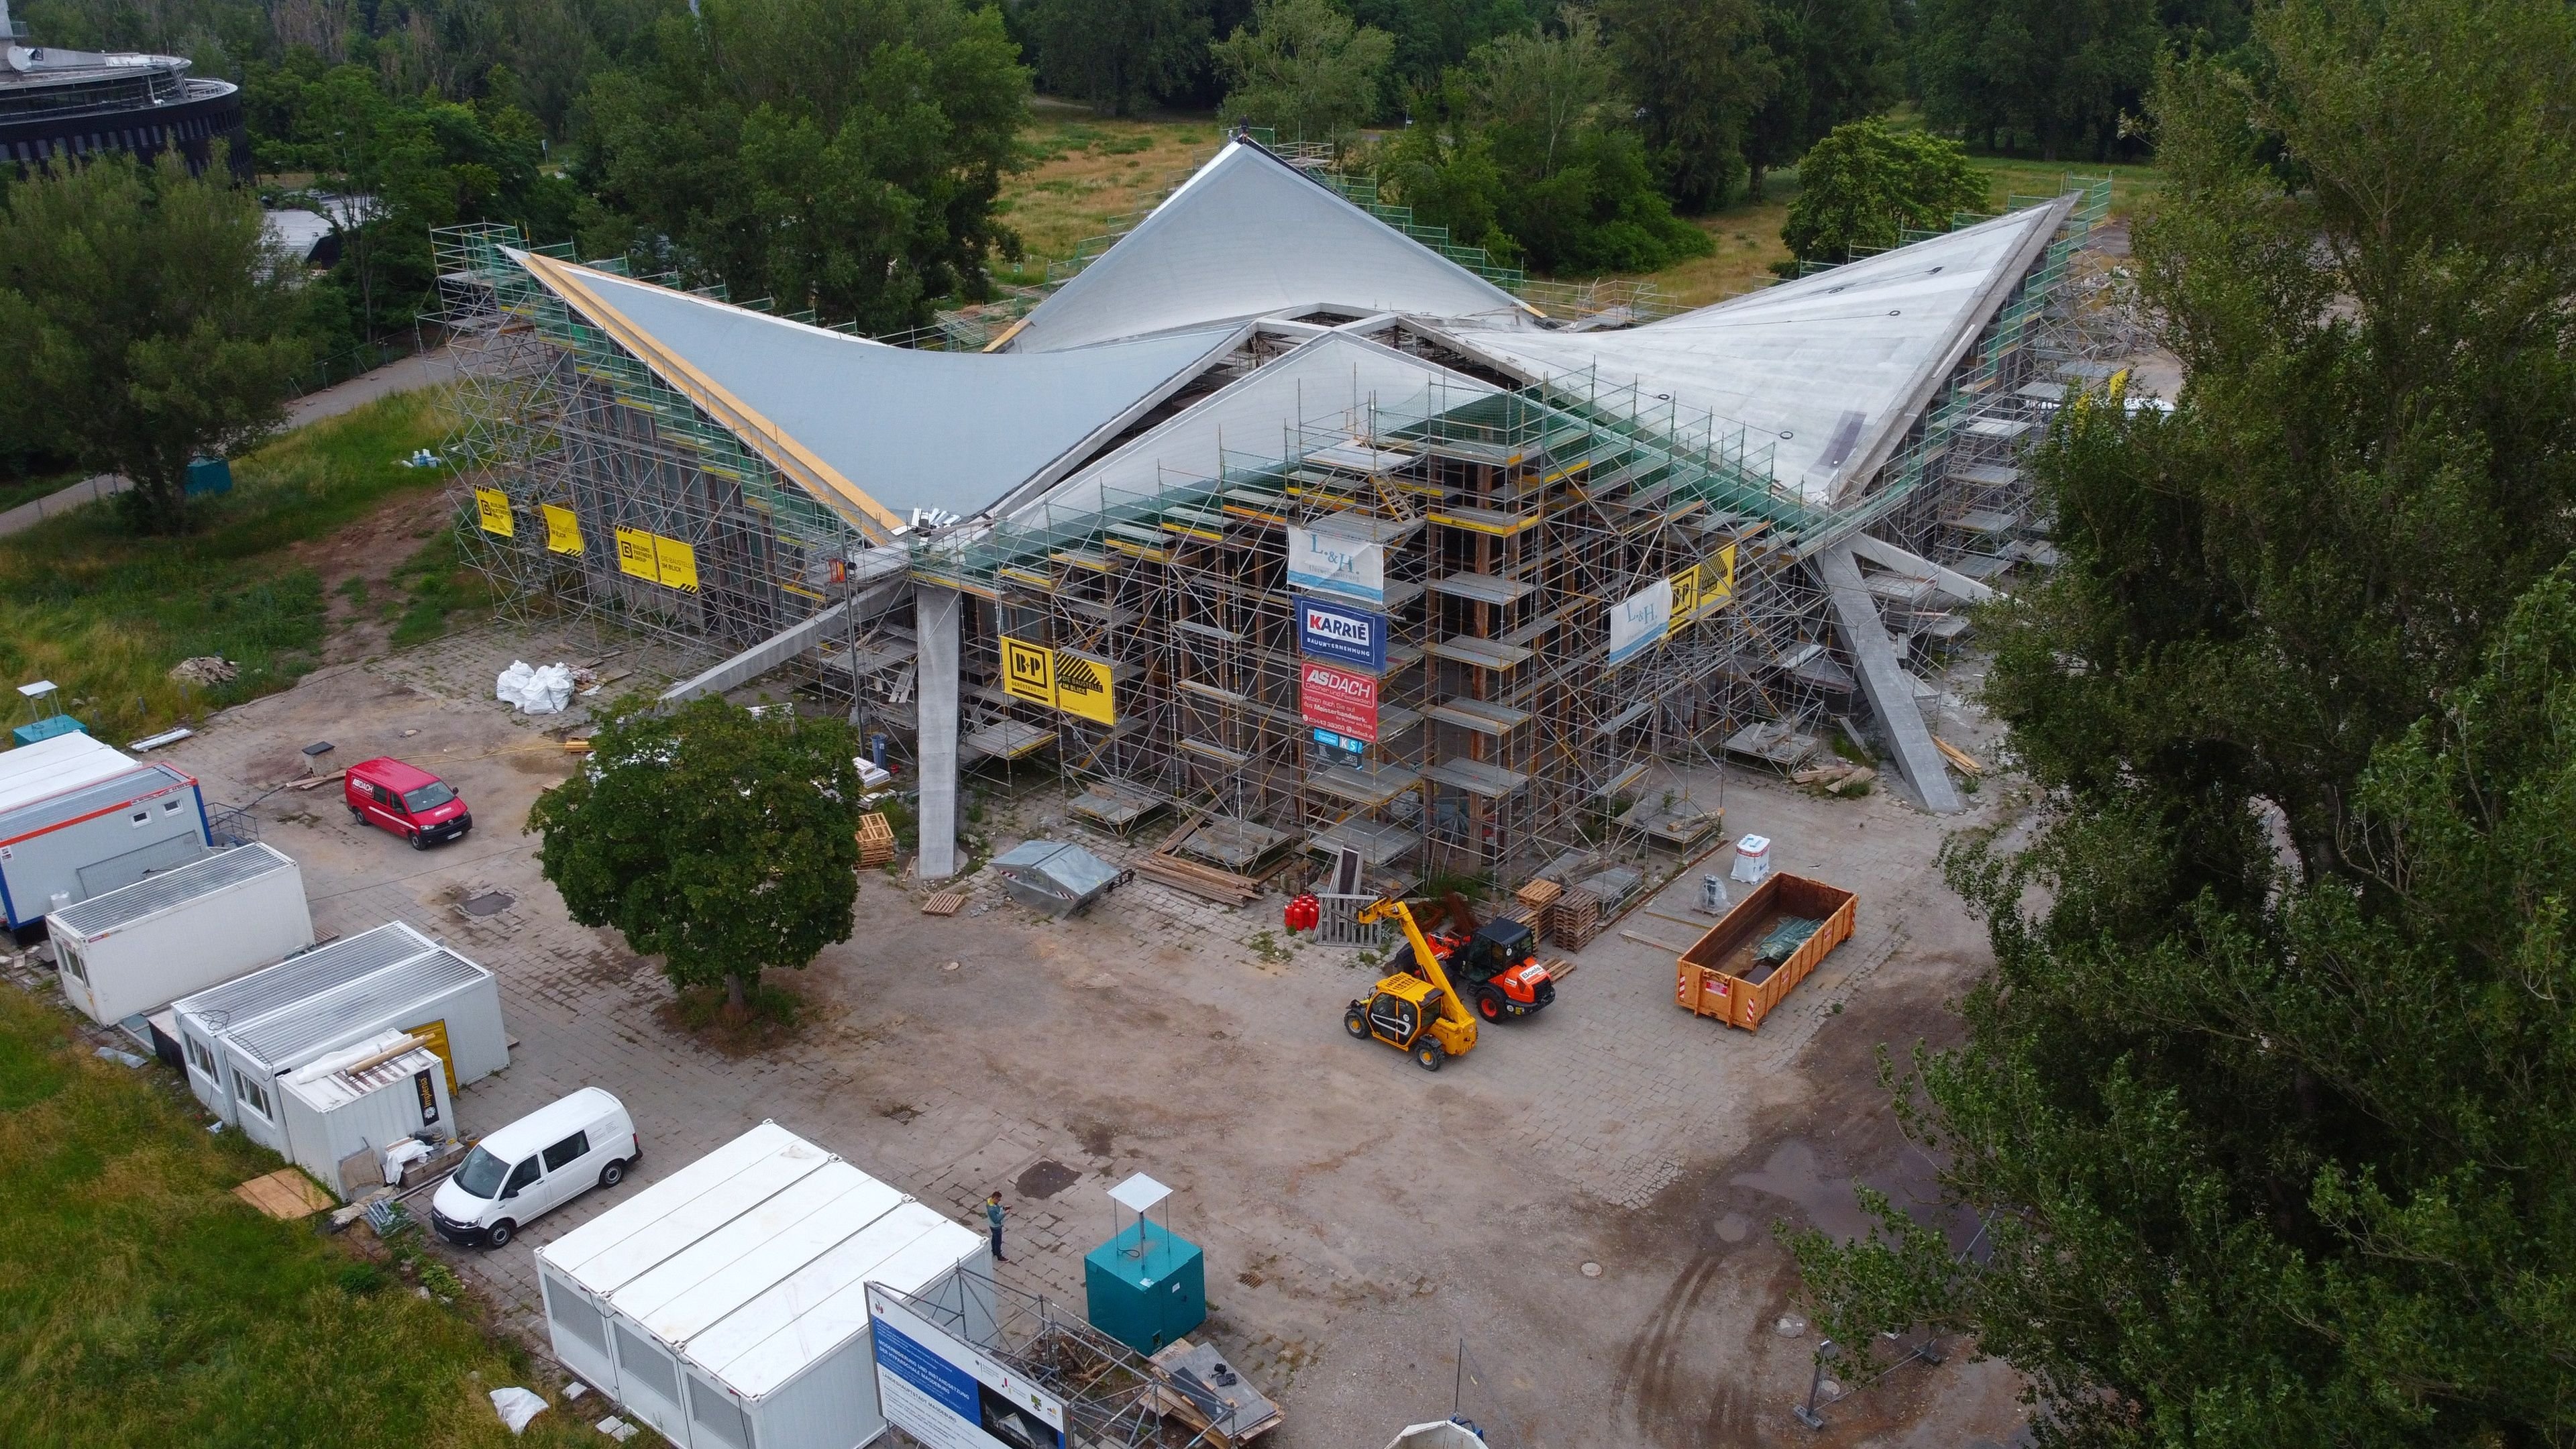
[
  {"left": 46, "top": 843, "right": 312, "bottom": 1026},
  {"left": 537, "top": 1122, "right": 997, "bottom": 1449},
  {"left": 0, "top": 732, "right": 209, "bottom": 930},
  {"left": 173, "top": 922, "right": 508, "bottom": 1135}
]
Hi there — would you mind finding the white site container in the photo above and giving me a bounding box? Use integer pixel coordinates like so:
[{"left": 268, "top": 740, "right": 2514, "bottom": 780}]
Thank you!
[
  {"left": 537, "top": 1122, "right": 996, "bottom": 1449},
  {"left": 278, "top": 1030, "right": 458, "bottom": 1199},
  {"left": 0, "top": 732, "right": 209, "bottom": 930},
  {"left": 47, "top": 843, "right": 312, "bottom": 1026},
  {"left": 174, "top": 921, "right": 508, "bottom": 1141}
]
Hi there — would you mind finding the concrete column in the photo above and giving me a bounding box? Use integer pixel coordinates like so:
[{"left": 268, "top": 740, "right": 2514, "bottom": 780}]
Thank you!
[{"left": 914, "top": 582, "right": 963, "bottom": 879}]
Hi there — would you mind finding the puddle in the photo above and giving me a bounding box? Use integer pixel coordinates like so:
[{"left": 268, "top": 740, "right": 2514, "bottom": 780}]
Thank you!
[
  {"left": 460, "top": 892, "right": 515, "bottom": 917},
  {"left": 1014, "top": 1159, "right": 1082, "bottom": 1200}
]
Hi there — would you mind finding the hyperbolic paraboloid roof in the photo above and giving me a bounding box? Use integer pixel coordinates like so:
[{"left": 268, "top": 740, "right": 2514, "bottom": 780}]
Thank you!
[
  {"left": 994, "top": 140, "right": 1535, "bottom": 354},
  {"left": 506, "top": 140, "right": 2068, "bottom": 539},
  {"left": 1440, "top": 205, "right": 2068, "bottom": 506},
  {"left": 515, "top": 251, "right": 1241, "bottom": 533}
]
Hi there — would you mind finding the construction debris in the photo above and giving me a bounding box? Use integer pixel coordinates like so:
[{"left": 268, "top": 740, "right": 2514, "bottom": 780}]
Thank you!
[
  {"left": 168, "top": 655, "right": 237, "bottom": 686},
  {"left": 1934, "top": 737, "right": 1986, "bottom": 775}
]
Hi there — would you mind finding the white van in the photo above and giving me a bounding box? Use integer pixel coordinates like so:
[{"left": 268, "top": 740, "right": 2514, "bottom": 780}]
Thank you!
[{"left": 430, "top": 1087, "right": 638, "bottom": 1248}]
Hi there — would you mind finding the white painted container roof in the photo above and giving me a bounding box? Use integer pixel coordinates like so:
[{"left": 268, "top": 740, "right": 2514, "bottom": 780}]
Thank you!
[
  {"left": 538, "top": 1123, "right": 981, "bottom": 1405},
  {"left": 0, "top": 731, "right": 139, "bottom": 813},
  {"left": 49, "top": 843, "right": 295, "bottom": 939}
]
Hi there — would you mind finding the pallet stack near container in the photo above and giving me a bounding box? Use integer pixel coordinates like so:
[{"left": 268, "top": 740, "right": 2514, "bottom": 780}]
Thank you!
[{"left": 854, "top": 813, "right": 896, "bottom": 868}]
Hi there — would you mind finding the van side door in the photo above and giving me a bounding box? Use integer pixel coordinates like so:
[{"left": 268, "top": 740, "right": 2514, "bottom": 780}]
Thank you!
[{"left": 538, "top": 1129, "right": 593, "bottom": 1211}]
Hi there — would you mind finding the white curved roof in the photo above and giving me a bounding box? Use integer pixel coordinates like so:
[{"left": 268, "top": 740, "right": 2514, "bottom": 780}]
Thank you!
[
  {"left": 998, "top": 141, "right": 1533, "bottom": 355},
  {"left": 1008, "top": 329, "right": 1495, "bottom": 525},
  {"left": 515, "top": 252, "right": 1240, "bottom": 533},
  {"left": 1442, "top": 205, "right": 2065, "bottom": 505}
]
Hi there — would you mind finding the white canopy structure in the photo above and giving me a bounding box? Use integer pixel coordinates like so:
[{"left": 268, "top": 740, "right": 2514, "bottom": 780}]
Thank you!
[{"left": 994, "top": 140, "right": 1534, "bottom": 354}]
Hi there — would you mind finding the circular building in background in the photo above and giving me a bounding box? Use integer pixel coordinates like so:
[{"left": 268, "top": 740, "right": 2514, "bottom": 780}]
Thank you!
[{"left": 1, "top": 1, "right": 248, "bottom": 178}]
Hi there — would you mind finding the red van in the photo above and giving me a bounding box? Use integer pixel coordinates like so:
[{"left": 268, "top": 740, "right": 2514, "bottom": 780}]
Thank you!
[{"left": 345, "top": 758, "right": 472, "bottom": 850}]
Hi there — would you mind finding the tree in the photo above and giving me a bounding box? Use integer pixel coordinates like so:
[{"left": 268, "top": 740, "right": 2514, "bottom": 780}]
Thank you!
[
  {"left": 1463, "top": 7, "right": 1617, "bottom": 180},
  {"left": 1741, "top": 0, "right": 1899, "bottom": 199},
  {"left": 528, "top": 697, "right": 866, "bottom": 1014},
  {"left": 1347, "top": 0, "right": 1534, "bottom": 94},
  {"left": 1790, "top": 0, "right": 2576, "bottom": 1442},
  {"left": 1595, "top": 0, "right": 1769, "bottom": 211},
  {"left": 573, "top": 0, "right": 1030, "bottom": 333},
  {"left": 0, "top": 151, "right": 311, "bottom": 535},
  {"left": 1778, "top": 117, "right": 1984, "bottom": 261},
  {"left": 1030, "top": 0, "right": 1212, "bottom": 115},
  {"left": 1911, "top": 0, "right": 2159, "bottom": 159},
  {"left": 1211, "top": 0, "right": 1396, "bottom": 143}
]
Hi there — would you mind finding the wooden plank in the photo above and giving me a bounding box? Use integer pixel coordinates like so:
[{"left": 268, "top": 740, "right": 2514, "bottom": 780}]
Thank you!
[
  {"left": 233, "top": 1169, "right": 333, "bottom": 1219},
  {"left": 1934, "top": 737, "right": 1986, "bottom": 775},
  {"left": 1619, "top": 929, "right": 1697, "bottom": 953}
]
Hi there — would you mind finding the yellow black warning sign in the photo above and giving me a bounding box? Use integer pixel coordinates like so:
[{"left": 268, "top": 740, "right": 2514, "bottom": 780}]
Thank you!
[
  {"left": 1051, "top": 650, "right": 1116, "bottom": 726},
  {"left": 1665, "top": 543, "right": 1741, "bottom": 635},
  {"left": 1002, "top": 636, "right": 1055, "bottom": 706},
  {"left": 1000, "top": 637, "right": 1118, "bottom": 724},
  {"left": 542, "top": 504, "right": 584, "bottom": 555},
  {"left": 615, "top": 527, "right": 659, "bottom": 580},
  {"left": 474, "top": 488, "right": 513, "bottom": 537}
]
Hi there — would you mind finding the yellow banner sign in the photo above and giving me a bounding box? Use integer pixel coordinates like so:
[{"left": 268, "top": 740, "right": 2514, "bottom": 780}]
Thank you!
[
  {"left": 1051, "top": 649, "right": 1117, "bottom": 726},
  {"left": 1000, "top": 637, "right": 1118, "bottom": 724},
  {"left": 653, "top": 535, "right": 699, "bottom": 592},
  {"left": 614, "top": 527, "right": 659, "bottom": 581},
  {"left": 1666, "top": 543, "right": 1741, "bottom": 634},
  {"left": 541, "top": 504, "right": 584, "bottom": 555},
  {"left": 473, "top": 488, "right": 513, "bottom": 537},
  {"left": 1001, "top": 636, "right": 1055, "bottom": 707}
]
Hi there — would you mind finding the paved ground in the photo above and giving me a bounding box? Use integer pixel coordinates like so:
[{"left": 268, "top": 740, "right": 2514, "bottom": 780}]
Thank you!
[
  {"left": 0, "top": 346, "right": 450, "bottom": 538},
  {"left": 146, "top": 620, "right": 2035, "bottom": 1449}
]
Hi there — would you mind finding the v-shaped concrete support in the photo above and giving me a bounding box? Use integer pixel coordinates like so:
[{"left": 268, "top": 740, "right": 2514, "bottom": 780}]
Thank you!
[{"left": 1817, "top": 541, "right": 1962, "bottom": 813}]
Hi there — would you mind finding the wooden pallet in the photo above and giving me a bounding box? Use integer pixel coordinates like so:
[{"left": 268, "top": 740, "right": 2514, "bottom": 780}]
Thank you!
[
  {"left": 233, "top": 1169, "right": 334, "bottom": 1220},
  {"left": 920, "top": 890, "right": 969, "bottom": 916},
  {"left": 1513, "top": 877, "right": 1564, "bottom": 914},
  {"left": 1131, "top": 812, "right": 1262, "bottom": 906},
  {"left": 854, "top": 812, "right": 896, "bottom": 867},
  {"left": 1549, "top": 887, "right": 1605, "bottom": 951}
]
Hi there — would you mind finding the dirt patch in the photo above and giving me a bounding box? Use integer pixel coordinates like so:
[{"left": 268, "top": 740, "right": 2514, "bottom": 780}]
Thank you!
[
  {"left": 1069, "top": 1117, "right": 1116, "bottom": 1157},
  {"left": 289, "top": 483, "right": 455, "bottom": 665},
  {"left": 653, "top": 979, "right": 811, "bottom": 1058}
]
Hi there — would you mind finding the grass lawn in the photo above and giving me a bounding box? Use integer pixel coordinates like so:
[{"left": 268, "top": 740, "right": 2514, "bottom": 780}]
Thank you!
[
  {"left": 996, "top": 104, "right": 1231, "bottom": 285},
  {"left": 0, "top": 986, "right": 594, "bottom": 1448},
  {"left": 0, "top": 391, "right": 463, "bottom": 746}
]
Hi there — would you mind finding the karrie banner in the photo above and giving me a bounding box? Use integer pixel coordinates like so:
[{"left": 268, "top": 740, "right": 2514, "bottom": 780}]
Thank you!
[
  {"left": 1285, "top": 528, "right": 1386, "bottom": 605},
  {"left": 1299, "top": 659, "right": 1381, "bottom": 742},
  {"left": 1296, "top": 595, "right": 1388, "bottom": 672}
]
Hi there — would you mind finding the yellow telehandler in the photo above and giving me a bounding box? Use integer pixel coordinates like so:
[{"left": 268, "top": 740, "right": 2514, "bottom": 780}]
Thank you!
[{"left": 1340, "top": 898, "right": 1479, "bottom": 1071}]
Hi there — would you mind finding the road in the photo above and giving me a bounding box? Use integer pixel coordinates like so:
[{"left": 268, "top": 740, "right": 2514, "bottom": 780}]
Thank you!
[{"left": 0, "top": 345, "right": 451, "bottom": 538}]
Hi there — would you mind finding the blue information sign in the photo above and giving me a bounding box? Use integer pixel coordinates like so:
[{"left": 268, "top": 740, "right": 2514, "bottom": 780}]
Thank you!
[{"left": 1296, "top": 595, "right": 1387, "bottom": 672}]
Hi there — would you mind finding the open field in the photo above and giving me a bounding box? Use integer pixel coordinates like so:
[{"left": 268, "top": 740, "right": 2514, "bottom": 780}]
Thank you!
[
  {"left": 0, "top": 985, "right": 597, "bottom": 1448},
  {"left": 0, "top": 390, "right": 482, "bottom": 746}
]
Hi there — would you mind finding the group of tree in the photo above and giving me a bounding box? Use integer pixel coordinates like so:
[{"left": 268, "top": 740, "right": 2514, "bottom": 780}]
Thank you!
[{"left": 1792, "top": 0, "right": 2576, "bottom": 1443}]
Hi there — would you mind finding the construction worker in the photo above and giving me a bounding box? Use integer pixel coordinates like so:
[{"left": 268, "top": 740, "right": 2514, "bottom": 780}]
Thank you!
[{"left": 985, "top": 1191, "right": 1008, "bottom": 1263}]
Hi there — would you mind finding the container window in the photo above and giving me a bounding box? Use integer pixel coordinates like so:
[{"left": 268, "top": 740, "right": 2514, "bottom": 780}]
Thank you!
[
  {"left": 234, "top": 1069, "right": 271, "bottom": 1120},
  {"left": 689, "top": 1375, "right": 755, "bottom": 1449},
  {"left": 163, "top": 799, "right": 182, "bottom": 813},
  {"left": 542, "top": 1131, "right": 590, "bottom": 1171},
  {"left": 615, "top": 1325, "right": 680, "bottom": 1403},
  {"left": 545, "top": 1279, "right": 610, "bottom": 1355},
  {"left": 59, "top": 947, "right": 86, "bottom": 982},
  {"left": 130, "top": 811, "right": 150, "bottom": 826},
  {"left": 185, "top": 1036, "right": 217, "bottom": 1077}
]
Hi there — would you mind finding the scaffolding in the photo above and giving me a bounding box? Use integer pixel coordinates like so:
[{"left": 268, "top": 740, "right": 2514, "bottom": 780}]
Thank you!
[{"left": 434, "top": 167, "right": 2116, "bottom": 891}]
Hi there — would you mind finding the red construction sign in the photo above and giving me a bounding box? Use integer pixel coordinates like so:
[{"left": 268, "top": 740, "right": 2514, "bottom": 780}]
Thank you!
[{"left": 1299, "top": 660, "right": 1380, "bottom": 743}]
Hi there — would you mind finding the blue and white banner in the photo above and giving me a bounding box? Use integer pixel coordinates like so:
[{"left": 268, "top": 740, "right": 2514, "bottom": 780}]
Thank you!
[
  {"left": 1606, "top": 578, "right": 1673, "bottom": 667},
  {"left": 1285, "top": 529, "right": 1385, "bottom": 605},
  {"left": 1297, "top": 595, "right": 1387, "bottom": 672},
  {"left": 869, "top": 1287, "right": 1065, "bottom": 1449}
]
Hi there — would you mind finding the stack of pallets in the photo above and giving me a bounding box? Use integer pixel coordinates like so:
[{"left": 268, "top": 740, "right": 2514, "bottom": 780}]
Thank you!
[
  {"left": 1549, "top": 886, "right": 1605, "bottom": 951},
  {"left": 853, "top": 812, "right": 896, "bottom": 868}
]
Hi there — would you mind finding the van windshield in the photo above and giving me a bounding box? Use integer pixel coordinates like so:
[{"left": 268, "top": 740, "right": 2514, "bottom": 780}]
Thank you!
[
  {"left": 453, "top": 1144, "right": 508, "bottom": 1198},
  {"left": 402, "top": 781, "right": 456, "bottom": 812}
]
